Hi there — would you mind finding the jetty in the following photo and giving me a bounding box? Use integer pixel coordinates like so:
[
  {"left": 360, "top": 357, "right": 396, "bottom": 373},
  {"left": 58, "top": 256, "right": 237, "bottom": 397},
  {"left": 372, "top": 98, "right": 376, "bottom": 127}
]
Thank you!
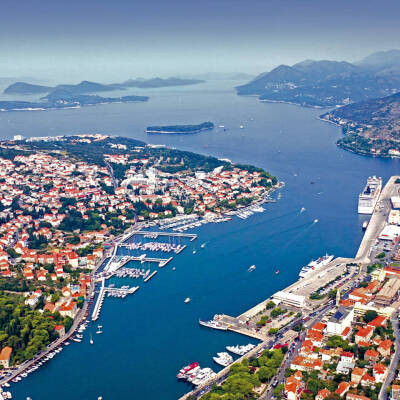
[{"left": 144, "top": 270, "right": 158, "bottom": 282}]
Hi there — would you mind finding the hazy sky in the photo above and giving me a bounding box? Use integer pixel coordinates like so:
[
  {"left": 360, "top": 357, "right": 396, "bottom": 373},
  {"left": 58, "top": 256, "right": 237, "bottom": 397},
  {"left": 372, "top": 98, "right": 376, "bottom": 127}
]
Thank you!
[{"left": 1, "top": 0, "right": 400, "bottom": 82}]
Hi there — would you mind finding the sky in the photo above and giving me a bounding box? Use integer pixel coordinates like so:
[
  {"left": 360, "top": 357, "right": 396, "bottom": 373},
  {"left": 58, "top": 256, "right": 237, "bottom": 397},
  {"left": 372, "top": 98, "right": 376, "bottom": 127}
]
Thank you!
[{"left": 1, "top": 0, "right": 400, "bottom": 82}]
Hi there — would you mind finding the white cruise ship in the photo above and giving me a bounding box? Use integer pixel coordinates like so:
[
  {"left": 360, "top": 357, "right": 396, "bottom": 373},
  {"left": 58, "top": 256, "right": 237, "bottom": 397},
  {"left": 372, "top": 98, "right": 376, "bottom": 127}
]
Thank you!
[
  {"left": 358, "top": 176, "right": 382, "bottom": 214},
  {"left": 299, "top": 254, "right": 334, "bottom": 278}
]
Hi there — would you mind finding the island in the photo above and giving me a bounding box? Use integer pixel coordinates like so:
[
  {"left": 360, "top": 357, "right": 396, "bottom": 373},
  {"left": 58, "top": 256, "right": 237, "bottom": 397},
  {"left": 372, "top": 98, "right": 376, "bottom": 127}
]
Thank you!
[
  {"left": 3, "top": 77, "right": 205, "bottom": 95},
  {"left": 236, "top": 49, "right": 400, "bottom": 107},
  {"left": 0, "top": 92, "right": 148, "bottom": 111},
  {"left": 0, "top": 134, "right": 277, "bottom": 377},
  {"left": 320, "top": 91, "right": 400, "bottom": 157},
  {"left": 146, "top": 121, "right": 214, "bottom": 134}
]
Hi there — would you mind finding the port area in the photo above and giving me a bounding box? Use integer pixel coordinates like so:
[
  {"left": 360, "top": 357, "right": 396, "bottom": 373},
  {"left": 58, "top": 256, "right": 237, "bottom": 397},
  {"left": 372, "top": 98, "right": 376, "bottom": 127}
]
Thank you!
[{"left": 180, "top": 176, "right": 400, "bottom": 400}]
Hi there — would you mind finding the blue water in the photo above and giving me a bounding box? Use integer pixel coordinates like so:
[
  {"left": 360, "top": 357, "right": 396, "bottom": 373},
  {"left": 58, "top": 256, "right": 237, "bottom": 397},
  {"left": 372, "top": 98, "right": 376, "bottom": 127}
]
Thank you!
[{"left": 3, "top": 80, "right": 399, "bottom": 400}]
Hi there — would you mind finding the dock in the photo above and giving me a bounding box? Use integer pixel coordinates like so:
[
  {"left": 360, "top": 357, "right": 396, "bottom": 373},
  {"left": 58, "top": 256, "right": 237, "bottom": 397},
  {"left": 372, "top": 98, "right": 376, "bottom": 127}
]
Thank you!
[
  {"left": 91, "top": 279, "right": 139, "bottom": 321},
  {"left": 144, "top": 270, "right": 158, "bottom": 282}
]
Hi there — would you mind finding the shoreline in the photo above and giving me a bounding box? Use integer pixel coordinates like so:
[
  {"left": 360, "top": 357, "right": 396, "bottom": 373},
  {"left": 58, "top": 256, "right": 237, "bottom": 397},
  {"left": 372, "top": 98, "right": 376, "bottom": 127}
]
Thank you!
[{"left": 177, "top": 175, "right": 400, "bottom": 400}]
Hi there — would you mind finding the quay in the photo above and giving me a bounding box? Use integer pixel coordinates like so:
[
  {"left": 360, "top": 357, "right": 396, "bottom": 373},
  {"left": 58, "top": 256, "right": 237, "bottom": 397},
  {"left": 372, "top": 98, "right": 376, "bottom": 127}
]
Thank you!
[{"left": 144, "top": 270, "right": 158, "bottom": 282}]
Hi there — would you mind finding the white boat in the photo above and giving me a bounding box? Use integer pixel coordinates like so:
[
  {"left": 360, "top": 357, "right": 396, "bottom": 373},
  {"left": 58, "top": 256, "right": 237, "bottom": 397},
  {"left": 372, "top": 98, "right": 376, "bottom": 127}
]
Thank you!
[
  {"left": 184, "top": 297, "right": 191, "bottom": 303},
  {"left": 213, "top": 352, "right": 233, "bottom": 367},
  {"left": 358, "top": 176, "right": 382, "bottom": 214},
  {"left": 226, "top": 343, "right": 255, "bottom": 356},
  {"left": 362, "top": 220, "right": 369, "bottom": 230},
  {"left": 200, "top": 243, "right": 206, "bottom": 248},
  {"left": 248, "top": 265, "right": 256, "bottom": 272},
  {"left": 90, "top": 335, "right": 94, "bottom": 345},
  {"left": 299, "top": 254, "right": 334, "bottom": 278},
  {"left": 199, "top": 318, "right": 228, "bottom": 331},
  {"left": 96, "top": 330, "right": 103, "bottom": 334}
]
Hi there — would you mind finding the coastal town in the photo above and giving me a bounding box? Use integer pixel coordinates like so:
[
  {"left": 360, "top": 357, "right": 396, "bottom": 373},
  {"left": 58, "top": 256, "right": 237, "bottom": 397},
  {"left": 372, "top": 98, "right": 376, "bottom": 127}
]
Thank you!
[
  {"left": 178, "top": 176, "right": 400, "bottom": 400},
  {"left": 0, "top": 134, "right": 277, "bottom": 398}
]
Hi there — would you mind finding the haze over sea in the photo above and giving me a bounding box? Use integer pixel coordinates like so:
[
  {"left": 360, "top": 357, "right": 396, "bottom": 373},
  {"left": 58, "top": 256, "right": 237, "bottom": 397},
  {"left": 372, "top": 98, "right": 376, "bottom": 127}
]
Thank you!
[{"left": 1, "top": 80, "right": 398, "bottom": 399}]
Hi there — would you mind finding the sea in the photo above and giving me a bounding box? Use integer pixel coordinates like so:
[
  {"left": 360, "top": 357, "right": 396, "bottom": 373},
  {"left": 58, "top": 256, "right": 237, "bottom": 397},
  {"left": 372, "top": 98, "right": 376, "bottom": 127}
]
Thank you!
[{"left": 0, "top": 80, "right": 398, "bottom": 400}]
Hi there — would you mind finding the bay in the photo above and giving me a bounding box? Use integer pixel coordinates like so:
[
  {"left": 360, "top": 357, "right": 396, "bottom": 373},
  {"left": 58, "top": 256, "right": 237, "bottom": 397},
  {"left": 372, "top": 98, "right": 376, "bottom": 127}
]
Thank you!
[{"left": 2, "top": 80, "right": 398, "bottom": 400}]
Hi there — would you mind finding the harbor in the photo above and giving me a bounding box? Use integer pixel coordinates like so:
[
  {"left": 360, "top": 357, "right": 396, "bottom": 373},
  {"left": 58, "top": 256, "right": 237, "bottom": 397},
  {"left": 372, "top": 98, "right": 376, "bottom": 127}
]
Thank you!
[{"left": 8, "top": 82, "right": 399, "bottom": 400}]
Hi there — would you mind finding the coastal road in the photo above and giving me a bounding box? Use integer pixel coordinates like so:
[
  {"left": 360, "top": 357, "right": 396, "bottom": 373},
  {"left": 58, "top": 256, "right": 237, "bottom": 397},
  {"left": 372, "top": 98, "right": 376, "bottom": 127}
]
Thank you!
[{"left": 379, "top": 313, "right": 400, "bottom": 400}]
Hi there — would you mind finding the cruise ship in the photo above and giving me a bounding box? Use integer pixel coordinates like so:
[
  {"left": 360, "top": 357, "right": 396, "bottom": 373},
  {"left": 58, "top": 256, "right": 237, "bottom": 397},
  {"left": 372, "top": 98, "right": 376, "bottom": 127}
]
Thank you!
[
  {"left": 299, "top": 254, "right": 334, "bottom": 278},
  {"left": 358, "top": 176, "right": 382, "bottom": 214}
]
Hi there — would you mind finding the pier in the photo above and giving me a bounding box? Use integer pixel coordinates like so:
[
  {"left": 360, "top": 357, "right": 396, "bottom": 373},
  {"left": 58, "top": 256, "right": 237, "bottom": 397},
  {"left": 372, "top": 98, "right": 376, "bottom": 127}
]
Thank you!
[
  {"left": 144, "top": 270, "right": 158, "bottom": 282},
  {"left": 126, "top": 230, "right": 198, "bottom": 241}
]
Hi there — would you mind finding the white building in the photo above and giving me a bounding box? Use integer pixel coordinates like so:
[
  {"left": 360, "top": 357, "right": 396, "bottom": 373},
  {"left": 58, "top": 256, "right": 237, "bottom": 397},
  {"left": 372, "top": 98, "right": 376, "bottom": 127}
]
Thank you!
[
  {"left": 273, "top": 291, "right": 306, "bottom": 308},
  {"left": 388, "top": 210, "right": 400, "bottom": 225},
  {"left": 326, "top": 307, "right": 354, "bottom": 336},
  {"left": 379, "top": 225, "right": 400, "bottom": 241}
]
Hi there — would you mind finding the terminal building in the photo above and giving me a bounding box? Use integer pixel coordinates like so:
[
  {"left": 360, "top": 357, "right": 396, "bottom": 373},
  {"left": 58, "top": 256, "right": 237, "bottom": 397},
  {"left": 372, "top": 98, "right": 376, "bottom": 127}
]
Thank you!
[{"left": 272, "top": 291, "right": 306, "bottom": 308}]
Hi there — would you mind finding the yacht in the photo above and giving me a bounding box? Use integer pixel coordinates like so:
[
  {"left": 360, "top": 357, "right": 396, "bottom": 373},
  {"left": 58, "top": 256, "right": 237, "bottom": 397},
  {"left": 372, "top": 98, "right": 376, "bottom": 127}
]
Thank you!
[
  {"left": 226, "top": 343, "right": 256, "bottom": 356},
  {"left": 199, "top": 317, "right": 228, "bottom": 331},
  {"left": 213, "top": 352, "right": 233, "bottom": 367}
]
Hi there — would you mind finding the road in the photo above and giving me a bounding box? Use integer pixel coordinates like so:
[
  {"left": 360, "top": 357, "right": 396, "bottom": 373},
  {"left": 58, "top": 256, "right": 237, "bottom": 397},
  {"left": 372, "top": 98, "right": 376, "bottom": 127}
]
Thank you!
[
  {"left": 379, "top": 313, "right": 400, "bottom": 400},
  {"left": 104, "top": 159, "right": 118, "bottom": 190}
]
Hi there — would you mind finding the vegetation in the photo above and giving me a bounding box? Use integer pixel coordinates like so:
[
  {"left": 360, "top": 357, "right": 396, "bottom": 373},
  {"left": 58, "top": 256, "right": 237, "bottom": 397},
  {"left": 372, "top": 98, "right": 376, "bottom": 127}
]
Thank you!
[
  {"left": 0, "top": 293, "right": 72, "bottom": 365},
  {"left": 201, "top": 350, "right": 284, "bottom": 400}
]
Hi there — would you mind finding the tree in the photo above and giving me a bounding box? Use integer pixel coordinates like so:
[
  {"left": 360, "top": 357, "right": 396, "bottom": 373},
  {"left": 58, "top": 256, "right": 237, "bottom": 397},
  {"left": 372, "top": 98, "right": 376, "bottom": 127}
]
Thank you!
[
  {"left": 325, "top": 394, "right": 341, "bottom": 400},
  {"left": 364, "top": 310, "right": 378, "bottom": 323},
  {"left": 257, "top": 366, "right": 276, "bottom": 382}
]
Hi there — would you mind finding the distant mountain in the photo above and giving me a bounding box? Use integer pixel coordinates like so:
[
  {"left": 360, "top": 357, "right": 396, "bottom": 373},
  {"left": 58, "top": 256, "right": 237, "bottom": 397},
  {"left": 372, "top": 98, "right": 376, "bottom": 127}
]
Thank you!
[
  {"left": 55, "top": 80, "right": 124, "bottom": 94},
  {"left": 320, "top": 92, "right": 400, "bottom": 157},
  {"left": 356, "top": 49, "right": 400, "bottom": 71},
  {"left": 4, "top": 82, "right": 54, "bottom": 95},
  {"left": 236, "top": 51, "right": 400, "bottom": 107},
  {"left": 123, "top": 77, "right": 204, "bottom": 88}
]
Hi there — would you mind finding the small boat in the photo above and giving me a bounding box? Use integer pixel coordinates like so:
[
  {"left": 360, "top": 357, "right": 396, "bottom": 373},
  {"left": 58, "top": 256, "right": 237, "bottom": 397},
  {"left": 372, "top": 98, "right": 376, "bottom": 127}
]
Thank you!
[
  {"left": 200, "top": 243, "right": 206, "bottom": 248},
  {"left": 300, "top": 207, "right": 306, "bottom": 213},
  {"left": 96, "top": 330, "right": 103, "bottom": 334},
  {"left": 275, "top": 270, "right": 280, "bottom": 275},
  {"left": 184, "top": 297, "right": 191, "bottom": 303},
  {"left": 97, "top": 325, "right": 103, "bottom": 329},
  {"left": 239, "top": 125, "right": 244, "bottom": 129},
  {"left": 248, "top": 265, "right": 256, "bottom": 272},
  {"left": 193, "top": 250, "right": 196, "bottom": 254},
  {"left": 172, "top": 267, "right": 176, "bottom": 271},
  {"left": 314, "top": 219, "right": 319, "bottom": 223},
  {"left": 90, "top": 334, "right": 94, "bottom": 345},
  {"left": 362, "top": 221, "right": 368, "bottom": 230}
]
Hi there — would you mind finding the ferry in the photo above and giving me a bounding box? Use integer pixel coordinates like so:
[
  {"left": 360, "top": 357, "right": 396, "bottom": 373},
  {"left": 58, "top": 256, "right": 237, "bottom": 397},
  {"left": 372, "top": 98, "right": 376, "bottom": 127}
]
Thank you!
[
  {"left": 199, "top": 317, "right": 228, "bottom": 331},
  {"left": 358, "top": 176, "right": 382, "bottom": 214},
  {"left": 299, "top": 254, "right": 334, "bottom": 278}
]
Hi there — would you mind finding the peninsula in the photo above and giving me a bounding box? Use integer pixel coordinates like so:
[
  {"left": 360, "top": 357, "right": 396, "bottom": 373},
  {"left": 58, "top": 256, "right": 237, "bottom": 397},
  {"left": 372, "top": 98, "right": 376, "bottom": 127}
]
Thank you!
[
  {"left": 320, "top": 92, "right": 400, "bottom": 157},
  {"left": 236, "top": 49, "right": 400, "bottom": 107},
  {"left": 0, "top": 134, "right": 277, "bottom": 384},
  {"left": 146, "top": 121, "right": 214, "bottom": 134}
]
